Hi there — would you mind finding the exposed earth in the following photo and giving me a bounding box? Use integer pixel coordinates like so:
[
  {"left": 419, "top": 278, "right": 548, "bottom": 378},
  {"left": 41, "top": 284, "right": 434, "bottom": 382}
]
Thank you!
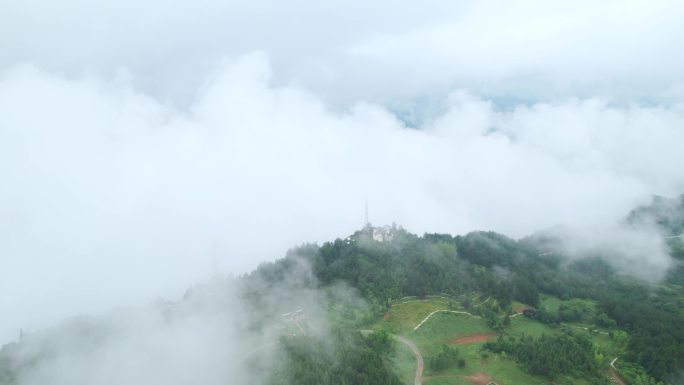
[{"left": 448, "top": 332, "right": 497, "bottom": 345}]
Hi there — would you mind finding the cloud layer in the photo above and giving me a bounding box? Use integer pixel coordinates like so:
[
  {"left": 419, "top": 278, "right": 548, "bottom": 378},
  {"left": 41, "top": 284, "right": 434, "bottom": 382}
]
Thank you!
[
  {"left": 5, "top": 260, "right": 350, "bottom": 385},
  {"left": 2, "top": 0, "right": 684, "bottom": 345},
  {"left": 2, "top": 0, "right": 683, "bottom": 105}
]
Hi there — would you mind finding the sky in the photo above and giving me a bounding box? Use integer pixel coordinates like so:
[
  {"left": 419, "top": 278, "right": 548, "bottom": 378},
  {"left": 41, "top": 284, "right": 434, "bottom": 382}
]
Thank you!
[{"left": 2, "top": 0, "right": 684, "bottom": 344}]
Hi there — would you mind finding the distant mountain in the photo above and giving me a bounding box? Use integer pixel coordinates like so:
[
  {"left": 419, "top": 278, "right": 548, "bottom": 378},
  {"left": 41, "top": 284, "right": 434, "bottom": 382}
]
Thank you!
[{"left": 627, "top": 194, "right": 684, "bottom": 236}]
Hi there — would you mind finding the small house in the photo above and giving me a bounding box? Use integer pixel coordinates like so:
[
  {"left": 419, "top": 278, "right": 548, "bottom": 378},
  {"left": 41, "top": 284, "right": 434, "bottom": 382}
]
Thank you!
[{"left": 522, "top": 308, "right": 537, "bottom": 317}]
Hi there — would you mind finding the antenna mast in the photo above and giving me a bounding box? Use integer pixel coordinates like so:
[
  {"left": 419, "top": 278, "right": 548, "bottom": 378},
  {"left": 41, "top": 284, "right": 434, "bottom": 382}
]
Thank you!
[{"left": 364, "top": 198, "right": 369, "bottom": 226}]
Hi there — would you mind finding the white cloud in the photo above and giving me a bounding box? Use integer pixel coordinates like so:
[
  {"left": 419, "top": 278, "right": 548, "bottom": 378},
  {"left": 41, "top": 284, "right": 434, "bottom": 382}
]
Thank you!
[
  {"left": 1, "top": 0, "right": 684, "bottom": 346},
  {"left": 346, "top": 0, "right": 684, "bottom": 103},
  {"left": 2, "top": 53, "right": 684, "bottom": 343},
  {"left": 8, "top": 261, "right": 349, "bottom": 385},
  {"left": 2, "top": 0, "right": 683, "bottom": 105}
]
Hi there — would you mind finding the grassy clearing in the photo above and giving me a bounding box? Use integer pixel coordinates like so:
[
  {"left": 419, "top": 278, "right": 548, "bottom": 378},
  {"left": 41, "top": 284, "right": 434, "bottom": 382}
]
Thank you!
[
  {"left": 423, "top": 342, "right": 549, "bottom": 385},
  {"left": 377, "top": 298, "right": 452, "bottom": 334},
  {"left": 506, "top": 314, "right": 556, "bottom": 338},
  {"left": 511, "top": 300, "right": 528, "bottom": 312},
  {"left": 378, "top": 293, "right": 622, "bottom": 385},
  {"left": 411, "top": 312, "right": 491, "bottom": 356},
  {"left": 539, "top": 294, "right": 597, "bottom": 313},
  {"left": 379, "top": 296, "right": 548, "bottom": 385},
  {"left": 539, "top": 294, "right": 563, "bottom": 312}
]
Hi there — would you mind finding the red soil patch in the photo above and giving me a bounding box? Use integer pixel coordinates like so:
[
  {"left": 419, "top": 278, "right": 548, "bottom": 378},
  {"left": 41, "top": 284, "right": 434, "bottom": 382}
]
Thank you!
[
  {"left": 383, "top": 312, "right": 390, "bottom": 320},
  {"left": 449, "top": 333, "right": 496, "bottom": 345},
  {"left": 465, "top": 371, "right": 494, "bottom": 385},
  {"left": 611, "top": 369, "right": 627, "bottom": 385}
]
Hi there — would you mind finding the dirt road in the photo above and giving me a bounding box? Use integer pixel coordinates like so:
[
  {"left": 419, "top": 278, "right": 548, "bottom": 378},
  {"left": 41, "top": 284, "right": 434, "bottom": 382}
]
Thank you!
[
  {"left": 609, "top": 357, "right": 627, "bottom": 385},
  {"left": 396, "top": 336, "right": 424, "bottom": 385},
  {"left": 361, "top": 331, "right": 424, "bottom": 385}
]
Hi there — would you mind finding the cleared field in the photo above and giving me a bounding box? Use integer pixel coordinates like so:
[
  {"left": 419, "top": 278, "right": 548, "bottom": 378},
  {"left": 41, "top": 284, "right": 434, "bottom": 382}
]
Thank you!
[
  {"left": 450, "top": 333, "right": 496, "bottom": 345},
  {"left": 379, "top": 298, "right": 455, "bottom": 334},
  {"left": 539, "top": 294, "right": 597, "bottom": 313},
  {"left": 377, "top": 296, "right": 548, "bottom": 385},
  {"left": 411, "top": 312, "right": 492, "bottom": 357},
  {"left": 539, "top": 294, "right": 563, "bottom": 312},
  {"left": 376, "top": 293, "right": 621, "bottom": 385},
  {"left": 506, "top": 314, "right": 556, "bottom": 338},
  {"left": 421, "top": 338, "right": 549, "bottom": 385}
]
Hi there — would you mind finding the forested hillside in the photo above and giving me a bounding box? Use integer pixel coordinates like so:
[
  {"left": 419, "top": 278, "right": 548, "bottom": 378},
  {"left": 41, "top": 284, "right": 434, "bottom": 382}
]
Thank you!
[
  {"left": 2, "top": 196, "right": 683, "bottom": 385},
  {"left": 250, "top": 219, "right": 683, "bottom": 384}
]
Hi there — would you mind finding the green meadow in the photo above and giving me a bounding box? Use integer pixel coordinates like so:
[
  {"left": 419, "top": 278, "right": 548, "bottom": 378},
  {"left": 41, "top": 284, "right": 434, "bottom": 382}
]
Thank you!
[{"left": 374, "top": 294, "right": 623, "bottom": 385}]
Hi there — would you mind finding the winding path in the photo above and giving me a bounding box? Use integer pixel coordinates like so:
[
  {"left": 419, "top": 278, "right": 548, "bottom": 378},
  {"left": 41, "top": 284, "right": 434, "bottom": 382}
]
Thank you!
[
  {"left": 609, "top": 357, "right": 627, "bottom": 385},
  {"left": 473, "top": 296, "right": 491, "bottom": 307},
  {"left": 413, "top": 310, "right": 482, "bottom": 331},
  {"left": 396, "top": 336, "right": 424, "bottom": 385},
  {"left": 575, "top": 325, "right": 609, "bottom": 335},
  {"left": 361, "top": 330, "right": 424, "bottom": 385},
  {"left": 392, "top": 294, "right": 464, "bottom": 306}
]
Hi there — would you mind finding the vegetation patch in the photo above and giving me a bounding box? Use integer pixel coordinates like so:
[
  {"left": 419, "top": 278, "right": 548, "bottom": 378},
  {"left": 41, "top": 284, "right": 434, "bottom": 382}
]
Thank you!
[
  {"left": 382, "top": 299, "right": 449, "bottom": 333},
  {"left": 484, "top": 330, "right": 602, "bottom": 382}
]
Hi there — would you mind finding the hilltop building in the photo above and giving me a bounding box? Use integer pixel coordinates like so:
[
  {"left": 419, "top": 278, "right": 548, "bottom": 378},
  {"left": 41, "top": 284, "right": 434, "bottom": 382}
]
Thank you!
[{"left": 372, "top": 225, "right": 394, "bottom": 242}]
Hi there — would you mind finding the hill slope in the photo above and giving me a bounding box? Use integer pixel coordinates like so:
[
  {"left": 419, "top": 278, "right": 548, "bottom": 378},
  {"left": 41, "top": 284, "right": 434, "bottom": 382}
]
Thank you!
[{"left": 2, "top": 219, "right": 684, "bottom": 385}]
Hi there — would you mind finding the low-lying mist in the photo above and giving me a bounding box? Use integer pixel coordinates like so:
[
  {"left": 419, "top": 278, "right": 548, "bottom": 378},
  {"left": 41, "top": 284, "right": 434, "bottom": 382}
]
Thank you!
[{"left": 1, "top": 259, "right": 367, "bottom": 385}]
